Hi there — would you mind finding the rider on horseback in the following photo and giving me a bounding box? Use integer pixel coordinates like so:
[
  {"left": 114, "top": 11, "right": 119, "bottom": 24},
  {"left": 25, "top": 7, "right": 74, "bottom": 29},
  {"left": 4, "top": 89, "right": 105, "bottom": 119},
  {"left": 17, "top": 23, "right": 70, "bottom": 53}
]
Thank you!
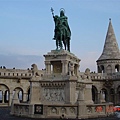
[
  {"left": 51, "top": 8, "right": 71, "bottom": 51},
  {"left": 59, "top": 10, "right": 71, "bottom": 39}
]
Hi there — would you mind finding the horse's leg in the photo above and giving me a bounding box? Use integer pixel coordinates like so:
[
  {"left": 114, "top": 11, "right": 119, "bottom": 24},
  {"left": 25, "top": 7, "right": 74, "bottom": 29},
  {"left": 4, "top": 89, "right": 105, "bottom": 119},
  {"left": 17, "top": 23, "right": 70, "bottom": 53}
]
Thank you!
[
  {"left": 67, "top": 38, "right": 70, "bottom": 52},
  {"left": 60, "top": 33, "right": 63, "bottom": 50},
  {"left": 56, "top": 39, "right": 58, "bottom": 50},
  {"left": 62, "top": 39, "right": 66, "bottom": 50},
  {"left": 63, "top": 30, "right": 66, "bottom": 50},
  {"left": 64, "top": 39, "right": 66, "bottom": 50}
]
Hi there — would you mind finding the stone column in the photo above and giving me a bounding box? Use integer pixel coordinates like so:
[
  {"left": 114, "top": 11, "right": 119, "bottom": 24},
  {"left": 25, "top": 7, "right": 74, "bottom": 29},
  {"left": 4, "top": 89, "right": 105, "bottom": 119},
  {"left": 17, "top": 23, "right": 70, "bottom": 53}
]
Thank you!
[
  {"left": 2, "top": 92, "right": 4, "bottom": 103},
  {"left": 29, "top": 78, "right": 41, "bottom": 104},
  {"left": 10, "top": 90, "right": 19, "bottom": 115},
  {"left": 45, "top": 61, "right": 51, "bottom": 75},
  {"left": 76, "top": 64, "right": 80, "bottom": 76},
  {"left": 111, "top": 64, "right": 115, "bottom": 73},
  {"left": 77, "top": 86, "right": 87, "bottom": 119},
  {"left": 65, "top": 81, "right": 76, "bottom": 104},
  {"left": 97, "top": 91, "right": 101, "bottom": 103},
  {"left": 116, "top": 93, "right": 119, "bottom": 104},
  {"left": 84, "top": 84, "right": 93, "bottom": 104},
  {"left": 9, "top": 93, "right": 13, "bottom": 106},
  {"left": 62, "top": 60, "right": 68, "bottom": 75},
  {"left": 114, "top": 88, "right": 118, "bottom": 104},
  {"left": 23, "top": 93, "right": 27, "bottom": 102}
]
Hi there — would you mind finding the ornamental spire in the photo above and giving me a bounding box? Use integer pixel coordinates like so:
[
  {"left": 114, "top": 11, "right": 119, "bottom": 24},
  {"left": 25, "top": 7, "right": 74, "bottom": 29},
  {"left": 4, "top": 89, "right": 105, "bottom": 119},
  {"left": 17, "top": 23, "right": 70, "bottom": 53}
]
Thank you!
[{"left": 97, "top": 19, "right": 120, "bottom": 61}]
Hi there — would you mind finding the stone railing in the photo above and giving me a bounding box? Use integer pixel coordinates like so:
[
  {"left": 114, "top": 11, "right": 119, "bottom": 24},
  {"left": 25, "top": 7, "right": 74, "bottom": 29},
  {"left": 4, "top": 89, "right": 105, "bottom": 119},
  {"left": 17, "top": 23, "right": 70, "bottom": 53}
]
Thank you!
[
  {"left": 86, "top": 103, "right": 114, "bottom": 117},
  {"left": 11, "top": 104, "right": 34, "bottom": 116},
  {"left": 0, "top": 69, "right": 32, "bottom": 78},
  {"left": 90, "top": 72, "right": 120, "bottom": 80},
  {"left": 0, "top": 69, "right": 44, "bottom": 79},
  {"left": 12, "top": 103, "right": 114, "bottom": 119},
  {"left": 12, "top": 103, "right": 77, "bottom": 119}
]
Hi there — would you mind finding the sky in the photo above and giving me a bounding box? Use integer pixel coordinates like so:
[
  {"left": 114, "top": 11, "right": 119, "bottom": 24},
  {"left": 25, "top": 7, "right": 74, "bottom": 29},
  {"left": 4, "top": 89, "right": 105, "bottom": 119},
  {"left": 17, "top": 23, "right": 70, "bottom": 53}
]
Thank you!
[{"left": 0, "top": 0, "right": 120, "bottom": 72}]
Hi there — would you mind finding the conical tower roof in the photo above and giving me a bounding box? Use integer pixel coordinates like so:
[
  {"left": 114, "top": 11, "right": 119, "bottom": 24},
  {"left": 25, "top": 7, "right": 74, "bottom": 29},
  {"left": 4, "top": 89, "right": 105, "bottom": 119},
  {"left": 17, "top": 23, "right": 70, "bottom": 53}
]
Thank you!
[{"left": 97, "top": 19, "right": 120, "bottom": 61}]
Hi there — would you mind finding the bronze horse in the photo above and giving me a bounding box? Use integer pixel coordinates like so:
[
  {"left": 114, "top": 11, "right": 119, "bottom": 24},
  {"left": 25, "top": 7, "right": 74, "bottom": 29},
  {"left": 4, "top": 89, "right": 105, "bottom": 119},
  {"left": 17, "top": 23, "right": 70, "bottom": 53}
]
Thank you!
[{"left": 53, "top": 15, "right": 71, "bottom": 52}]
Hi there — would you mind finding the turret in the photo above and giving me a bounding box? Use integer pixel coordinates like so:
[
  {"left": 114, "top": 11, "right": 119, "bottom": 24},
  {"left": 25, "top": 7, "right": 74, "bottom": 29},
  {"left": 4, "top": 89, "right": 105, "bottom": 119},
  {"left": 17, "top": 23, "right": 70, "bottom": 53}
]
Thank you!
[{"left": 96, "top": 19, "right": 120, "bottom": 74}]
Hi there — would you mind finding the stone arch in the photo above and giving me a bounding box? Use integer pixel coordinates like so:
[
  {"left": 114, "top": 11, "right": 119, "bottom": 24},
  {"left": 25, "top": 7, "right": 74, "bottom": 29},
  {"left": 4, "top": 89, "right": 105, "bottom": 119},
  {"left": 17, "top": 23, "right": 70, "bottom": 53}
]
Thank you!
[
  {"left": 110, "top": 88, "right": 114, "bottom": 103},
  {"left": 0, "top": 84, "right": 10, "bottom": 104},
  {"left": 92, "top": 85, "right": 98, "bottom": 103},
  {"left": 115, "top": 64, "right": 119, "bottom": 72},
  {"left": 98, "top": 65, "right": 104, "bottom": 73},
  {"left": 106, "top": 65, "right": 112, "bottom": 74},
  {"left": 101, "top": 88, "right": 108, "bottom": 102},
  {"left": 13, "top": 87, "right": 24, "bottom": 102}
]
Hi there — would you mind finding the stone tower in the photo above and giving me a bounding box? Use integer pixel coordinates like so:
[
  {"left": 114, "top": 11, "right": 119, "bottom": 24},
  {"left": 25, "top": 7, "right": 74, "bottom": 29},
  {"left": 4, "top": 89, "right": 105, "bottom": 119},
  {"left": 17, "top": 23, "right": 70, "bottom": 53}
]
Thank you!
[{"left": 97, "top": 19, "right": 120, "bottom": 74}]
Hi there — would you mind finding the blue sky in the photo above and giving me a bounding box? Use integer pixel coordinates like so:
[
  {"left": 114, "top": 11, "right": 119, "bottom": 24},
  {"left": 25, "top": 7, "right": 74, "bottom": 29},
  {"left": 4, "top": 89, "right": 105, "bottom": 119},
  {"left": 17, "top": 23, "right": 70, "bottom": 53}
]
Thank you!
[{"left": 0, "top": 0, "right": 120, "bottom": 72}]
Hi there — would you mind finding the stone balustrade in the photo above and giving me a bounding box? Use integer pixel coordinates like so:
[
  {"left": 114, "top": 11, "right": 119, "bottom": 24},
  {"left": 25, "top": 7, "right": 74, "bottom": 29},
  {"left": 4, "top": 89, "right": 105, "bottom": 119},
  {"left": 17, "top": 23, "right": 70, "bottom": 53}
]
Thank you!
[
  {"left": 0, "top": 69, "right": 44, "bottom": 79},
  {"left": 12, "top": 103, "right": 113, "bottom": 119},
  {"left": 86, "top": 103, "right": 113, "bottom": 118}
]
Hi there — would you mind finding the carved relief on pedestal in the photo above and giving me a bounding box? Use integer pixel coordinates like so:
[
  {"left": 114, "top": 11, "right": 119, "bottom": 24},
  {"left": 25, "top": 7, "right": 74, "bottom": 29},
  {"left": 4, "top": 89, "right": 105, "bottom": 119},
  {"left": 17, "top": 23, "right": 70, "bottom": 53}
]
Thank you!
[{"left": 43, "top": 88, "right": 65, "bottom": 102}]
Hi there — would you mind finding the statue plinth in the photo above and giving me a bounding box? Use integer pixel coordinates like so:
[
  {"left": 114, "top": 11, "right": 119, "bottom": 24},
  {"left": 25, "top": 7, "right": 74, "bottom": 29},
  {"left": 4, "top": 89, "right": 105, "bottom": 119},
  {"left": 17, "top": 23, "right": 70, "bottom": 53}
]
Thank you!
[{"left": 44, "top": 49, "right": 80, "bottom": 78}]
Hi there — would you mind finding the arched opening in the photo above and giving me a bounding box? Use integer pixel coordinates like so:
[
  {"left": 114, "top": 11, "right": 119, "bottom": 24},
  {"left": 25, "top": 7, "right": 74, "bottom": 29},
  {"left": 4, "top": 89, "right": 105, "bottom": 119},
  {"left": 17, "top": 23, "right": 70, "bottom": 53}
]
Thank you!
[
  {"left": 0, "top": 84, "right": 9, "bottom": 104},
  {"left": 14, "top": 87, "right": 23, "bottom": 102},
  {"left": 0, "top": 91, "right": 3, "bottom": 103},
  {"left": 98, "top": 65, "right": 104, "bottom": 73},
  {"left": 101, "top": 88, "right": 108, "bottom": 102},
  {"left": 92, "top": 86, "right": 98, "bottom": 103},
  {"left": 115, "top": 64, "right": 119, "bottom": 72}
]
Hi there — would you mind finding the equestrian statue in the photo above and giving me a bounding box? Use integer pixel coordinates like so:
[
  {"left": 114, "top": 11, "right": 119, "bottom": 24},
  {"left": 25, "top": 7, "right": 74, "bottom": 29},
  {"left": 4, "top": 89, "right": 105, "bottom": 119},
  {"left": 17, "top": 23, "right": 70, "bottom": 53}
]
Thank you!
[{"left": 51, "top": 8, "right": 71, "bottom": 52}]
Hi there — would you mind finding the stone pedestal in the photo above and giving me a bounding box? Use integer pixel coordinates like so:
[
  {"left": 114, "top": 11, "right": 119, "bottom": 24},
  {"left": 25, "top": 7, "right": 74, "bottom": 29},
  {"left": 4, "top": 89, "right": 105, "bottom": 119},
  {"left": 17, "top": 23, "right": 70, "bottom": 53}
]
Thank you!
[
  {"left": 77, "top": 88, "right": 87, "bottom": 119},
  {"left": 84, "top": 84, "right": 94, "bottom": 104},
  {"left": 44, "top": 50, "right": 80, "bottom": 76},
  {"left": 44, "top": 50, "right": 80, "bottom": 104},
  {"left": 29, "top": 76, "right": 42, "bottom": 104},
  {"left": 65, "top": 80, "right": 77, "bottom": 104}
]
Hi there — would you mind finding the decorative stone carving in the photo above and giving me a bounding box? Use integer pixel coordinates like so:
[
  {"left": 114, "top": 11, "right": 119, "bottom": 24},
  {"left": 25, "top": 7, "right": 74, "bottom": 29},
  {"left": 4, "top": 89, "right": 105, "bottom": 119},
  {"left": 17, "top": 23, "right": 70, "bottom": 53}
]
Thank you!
[
  {"left": 104, "top": 80, "right": 113, "bottom": 87},
  {"left": 61, "top": 107, "right": 66, "bottom": 114},
  {"left": 70, "top": 107, "right": 75, "bottom": 113},
  {"left": 68, "top": 62, "right": 74, "bottom": 76},
  {"left": 85, "top": 68, "right": 90, "bottom": 75},
  {"left": 43, "top": 88, "right": 65, "bottom": 102},
  {"left": 51, "top": 107, "right": 57, "bottom": 113},
  {"left": 87, "top": 107, "right": 92, "bottom": 113},
  {"left": 31, "top": 64, "right": 40, "bottom": 77}
]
